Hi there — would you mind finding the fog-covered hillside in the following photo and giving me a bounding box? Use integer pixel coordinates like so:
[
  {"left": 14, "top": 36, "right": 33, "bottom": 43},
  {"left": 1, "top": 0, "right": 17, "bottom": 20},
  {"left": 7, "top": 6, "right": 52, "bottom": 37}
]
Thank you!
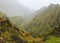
[
  {"left": 0, "top": 0, "right": 34, "bottom": 19},
  {"left": 0, "top": 0, "right": 60, "bottom": 42}
]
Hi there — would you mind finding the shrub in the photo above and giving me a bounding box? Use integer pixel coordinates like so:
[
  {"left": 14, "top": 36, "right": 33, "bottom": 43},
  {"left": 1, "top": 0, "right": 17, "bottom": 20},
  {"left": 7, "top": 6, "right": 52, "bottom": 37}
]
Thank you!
[{"left": 0, "top": 27, "right": 6, "bottom": 34}]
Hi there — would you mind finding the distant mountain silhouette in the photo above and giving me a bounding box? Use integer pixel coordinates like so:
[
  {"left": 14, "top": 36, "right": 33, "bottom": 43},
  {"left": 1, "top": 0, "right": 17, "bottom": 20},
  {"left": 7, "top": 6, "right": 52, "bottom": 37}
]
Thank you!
[{"left": 0, "top": 0, "right": 34, "bottom": 19}]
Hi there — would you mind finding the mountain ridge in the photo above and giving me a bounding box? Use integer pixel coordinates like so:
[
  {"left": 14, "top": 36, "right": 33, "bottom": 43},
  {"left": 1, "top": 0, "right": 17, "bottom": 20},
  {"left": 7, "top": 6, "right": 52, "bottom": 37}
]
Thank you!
[{"left": 24, "top": 4, "right": 60, "bottom": 36}]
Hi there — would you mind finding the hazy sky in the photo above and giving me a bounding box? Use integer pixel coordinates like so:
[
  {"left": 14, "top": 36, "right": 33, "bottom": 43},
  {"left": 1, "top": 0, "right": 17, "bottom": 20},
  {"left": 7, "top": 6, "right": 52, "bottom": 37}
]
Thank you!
[{"left": 18, "top": 0, "right": 60, "bottom": 10}]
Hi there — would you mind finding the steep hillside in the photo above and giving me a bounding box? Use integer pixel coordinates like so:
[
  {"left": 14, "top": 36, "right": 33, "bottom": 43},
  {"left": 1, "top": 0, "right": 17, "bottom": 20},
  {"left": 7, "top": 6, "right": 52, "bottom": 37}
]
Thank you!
[
  {"left": 25, "top": 4, "right": 60, "bottom": 36},
  {"left": 9, "top": 16, "right": 29, "bottom": 29},
  {"left": 0, "top": 12, "right": 43, "bottom": 43},
  {"left": 0, "top": 12, "right": 23, "bottom": 43}
]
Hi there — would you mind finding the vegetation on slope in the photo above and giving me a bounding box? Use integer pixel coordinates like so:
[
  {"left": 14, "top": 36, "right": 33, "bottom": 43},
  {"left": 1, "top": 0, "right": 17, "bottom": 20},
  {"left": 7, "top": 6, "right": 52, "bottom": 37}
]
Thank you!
[
  {"left": 25, "top": 4, "right": 60, "bottom": 36},
  {"left": 0, "top": 12, "right": 43, "bottom": 43},
  {"left": 23, "top": 4, "right": 60, "bottom": 43},
  {"left": 0, "top": 4, "right": 60, "bottom": 43},
  {"left": 44, "top": 36, "right": 60, "bottom": 43}
]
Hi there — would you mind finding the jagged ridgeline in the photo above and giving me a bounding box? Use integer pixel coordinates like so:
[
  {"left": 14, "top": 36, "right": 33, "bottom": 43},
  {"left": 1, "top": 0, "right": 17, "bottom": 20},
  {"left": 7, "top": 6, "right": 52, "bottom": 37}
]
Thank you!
[
  {"left": 0, "top": 12, "right": 43, "bottom": 43},
  {"left": 25, "top": 4, "right": 60, "bottom": 36}
]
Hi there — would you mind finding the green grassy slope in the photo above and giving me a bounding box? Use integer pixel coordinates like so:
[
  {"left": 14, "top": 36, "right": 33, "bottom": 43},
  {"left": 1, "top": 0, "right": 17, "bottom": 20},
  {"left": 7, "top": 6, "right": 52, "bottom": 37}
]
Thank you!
[{"left": 44, "top": 36, "right": 60, "bottom": 43}]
